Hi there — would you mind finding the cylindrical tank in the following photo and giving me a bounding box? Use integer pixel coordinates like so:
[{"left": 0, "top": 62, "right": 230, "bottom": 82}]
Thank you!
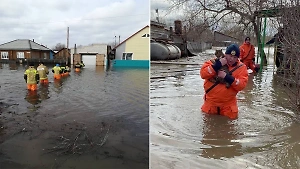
[
  {"left": 174, "top": 20, "right": 182, "bottom": 35},
  {"left": 151, "top": 41, "right": 181, "bottom": 60}
]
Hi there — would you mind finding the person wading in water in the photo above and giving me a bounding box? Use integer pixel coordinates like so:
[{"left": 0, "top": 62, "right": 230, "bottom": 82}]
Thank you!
[
  {"left": 24, "top": 63, "right": 39, "bottom": 91},
  {"left": 200, "top": 44, "right": 249, "bottom": 119},
  {"left": 37, "top": 62, "right": 49, "bottom": 84}
]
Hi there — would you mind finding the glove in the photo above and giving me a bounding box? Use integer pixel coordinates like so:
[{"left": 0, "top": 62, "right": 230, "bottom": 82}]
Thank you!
[
  {"left": 52, "top": 70, "right": 54, "bottom": 73},
  {"left": 252, "top": 58, "right": 255, "bottom": 62},
  {"left": 219, "top": 57, "right": 227, "bottom": 66},
  {"left": 37, "top": 80, "right": 39, "bottom": 84},
  {"left": 217, "top": 70, "right": 227, "bottom": 79}
]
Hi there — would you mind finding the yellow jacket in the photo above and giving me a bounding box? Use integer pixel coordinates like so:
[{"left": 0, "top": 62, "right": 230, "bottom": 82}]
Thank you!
[
  {"left": 52, "top": 66, "right": 62, "bottom": 75},
  {"left": 37, "top": 64, "right": 49, "bottom": 80},
  {"left": 24, "top": 67, "right": 39, "bottom": 84}
]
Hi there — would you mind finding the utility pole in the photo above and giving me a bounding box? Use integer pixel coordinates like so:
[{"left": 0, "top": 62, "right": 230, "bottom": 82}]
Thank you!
[
  {"left": 156, "top": 8, "right": 159, "bottom": 23},
  {"left": 119, "top": 35, "right": 120, "bottom": 44},
  {"left": 66, "top": 27, "right": 69, "bottom": 65},
  {"left": 114, "top": 35, "right": 116, "bottom": 47},
  {"left": 67, "top": 27, "right": 69, "bottom": 49}
]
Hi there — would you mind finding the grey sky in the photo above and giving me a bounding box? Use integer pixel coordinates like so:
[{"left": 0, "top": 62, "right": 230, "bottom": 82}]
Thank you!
[
  {"left": 150, "top": 0, "right": 184, "bottom": 25},
  {"left": 0, "top": 0, "right": 149, "bottom": 49}
]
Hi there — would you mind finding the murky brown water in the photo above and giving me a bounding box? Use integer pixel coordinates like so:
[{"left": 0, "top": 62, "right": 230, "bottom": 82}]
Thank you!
[
  {"left": 0, "top": 63, "right": 149, "bottom": 169},
  {"left": 150, "top": 48, "right": 300, "bottom": 169}
]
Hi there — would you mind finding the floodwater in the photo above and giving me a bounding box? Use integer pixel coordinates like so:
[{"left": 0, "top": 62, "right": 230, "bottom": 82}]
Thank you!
[
  {"left": 0, "top": 63, "right": 149, "bottom": 169},
  {"left": 150, "top": 48, "right": 300, "bottom": 169}
]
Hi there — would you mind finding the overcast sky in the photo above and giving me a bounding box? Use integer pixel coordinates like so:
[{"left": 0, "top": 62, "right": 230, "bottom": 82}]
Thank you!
[
  {"left": 0, "top": 0, "right": 149, "bottom": 49},
  {"left": 150, "top": 0, "right": 184, "bottom": 26}
]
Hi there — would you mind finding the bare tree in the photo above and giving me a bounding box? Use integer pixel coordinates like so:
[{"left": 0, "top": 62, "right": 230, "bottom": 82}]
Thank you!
[
  {"left": 52, "top": 43, "right": 66, "bottom": 51},
  {"left": 276, "top": 1, "right": 300, "bottom": 112},
  {"left": 166, "top": 0, "right": 279, "bottom": 38},
  {"left": 165, "top": 0, "right": 299, "bottom": 65}
]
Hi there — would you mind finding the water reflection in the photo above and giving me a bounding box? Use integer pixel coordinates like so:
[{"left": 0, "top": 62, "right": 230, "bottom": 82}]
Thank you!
[
  {"left": 9, "top": 63, "right": 18, "bottom": 70},
  {"left": 24, "top": 90, "right": 40, "bottom": 105},
  {"left": 201, "top": 114, "right": 242, "bottom": 159},
  {"left": 95, "top": 65, "right": 105, "bottom": 75},
  {"left": 39, "top": 85, "right": 50, "bottom": 100},
  {"left": 53, "top": 79, "right": 63, "bottom": 93}
]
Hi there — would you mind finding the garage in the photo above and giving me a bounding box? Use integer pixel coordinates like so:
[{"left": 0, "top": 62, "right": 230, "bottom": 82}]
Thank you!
[{"left": 82, "top": 54, "right": 96, "bottom": 66}]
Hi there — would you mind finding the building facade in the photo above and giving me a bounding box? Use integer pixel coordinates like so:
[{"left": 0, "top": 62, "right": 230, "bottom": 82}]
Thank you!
[
  {"left": 0, "top": 39, "right": 54, "bottom": 63},
  {"left": 70, "top": 44, "right": 109, "bottom": 66},
  {"left": 113, "top": 25, "right": 150, "bottom": 68}
]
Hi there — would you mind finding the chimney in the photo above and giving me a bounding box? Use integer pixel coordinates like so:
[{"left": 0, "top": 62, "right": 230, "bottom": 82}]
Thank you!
[
  {"left": 174, "top": 20, "right": 182, "bottom": 35},
  {"left": 170, "top": 27, "right": 173, "bottom": 35}
]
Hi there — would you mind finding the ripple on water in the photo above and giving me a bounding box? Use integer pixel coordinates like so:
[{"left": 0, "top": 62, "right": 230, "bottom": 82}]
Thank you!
[{"left": 151, "top": 54, "right": 300, "bottom": 169}]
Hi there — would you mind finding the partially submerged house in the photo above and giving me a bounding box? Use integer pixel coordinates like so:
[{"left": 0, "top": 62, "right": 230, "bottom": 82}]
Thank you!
[
  {"left": 70, "top": 44, "right": 110, "bottom": 66},
  {"left": 0, "top": 39, "right": 55, "bottom": 63},
  {"left": 54, "top": 48, "right": 71, "bottom": 65},
  {"left": 112, "top": 25, "right": 150, "bottom": 68}
]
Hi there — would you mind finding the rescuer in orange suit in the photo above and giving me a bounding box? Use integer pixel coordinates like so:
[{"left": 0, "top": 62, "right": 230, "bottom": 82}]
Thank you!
[
  {"left": 239, "top": 37, "right": 259, "bottom": 73},
  {"left": 200, "top": 44, "right": 249, "bottom": 119}
]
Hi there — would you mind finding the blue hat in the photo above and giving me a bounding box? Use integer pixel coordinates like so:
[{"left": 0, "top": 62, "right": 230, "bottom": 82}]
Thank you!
[
  {"left": 225, "top": 44, "right": 240, "bottom": 57},
  {"left": 56, "top": 64, "right": 60, "bottom": 66}
]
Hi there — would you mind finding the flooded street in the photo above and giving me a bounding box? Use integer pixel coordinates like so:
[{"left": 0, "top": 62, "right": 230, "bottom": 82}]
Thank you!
[
  {"left": 0, "top": 63, "right": 149, "bottom": 168},
  {"left": 150, "top": 48, "right": 300, "bottom": 169}
]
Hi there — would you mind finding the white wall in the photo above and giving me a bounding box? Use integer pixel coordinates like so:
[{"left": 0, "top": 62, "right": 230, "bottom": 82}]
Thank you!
[{"left": 70, "top": 44, "right": 107, "bottom": 65}]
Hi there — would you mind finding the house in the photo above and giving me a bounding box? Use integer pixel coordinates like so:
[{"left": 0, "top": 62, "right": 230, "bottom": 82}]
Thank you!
[
  {"left": 0, "top": 39, "right": 54, "bottom": 63},
  {"left": 213, "top": 31, "right": 241, "bottom": 47},
  {"left": 54, "top": 48, "right": 71, "bottom": 65},
  {"left": 70, "top": 44, "right": 110, "bottom": 66},
  {"left": 112, "top": 25, "right": 150, "bottom": 68}
]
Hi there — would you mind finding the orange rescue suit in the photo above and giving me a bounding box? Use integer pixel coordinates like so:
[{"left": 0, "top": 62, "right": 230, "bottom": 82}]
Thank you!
[
  {"left": 200, "top": 59, "right": 248, "bottom": 119},
  {"left": 239, "top": 42, "right": 256, "bottom": 72}
]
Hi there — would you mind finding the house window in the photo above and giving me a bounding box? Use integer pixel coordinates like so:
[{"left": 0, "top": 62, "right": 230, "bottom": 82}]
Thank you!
[
  {"left": 122, "top": 53, "right": 133, "bottom": 60},
  {"left": 17, "top": 52, "right": 25, "bottom": 59},
  {"left": 141, "top": 33, "right": 150, "bottom": 37},
  {"left": 1, "top": 52, "right": 8, "bottom": 59}
]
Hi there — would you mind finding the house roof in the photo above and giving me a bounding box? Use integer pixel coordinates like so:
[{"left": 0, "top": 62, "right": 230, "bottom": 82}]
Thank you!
[
  {"left": 214, "top": 31, "right": 240, "bottom": 41},
  {"left": 55, "top": 47, "right": 70, "bottom": 54},
  {"left": 0, "top": 39, "right": 52, "bottom": 51},
  {"left": 113, "top": 25, "right": 149, "bottom": 49}
]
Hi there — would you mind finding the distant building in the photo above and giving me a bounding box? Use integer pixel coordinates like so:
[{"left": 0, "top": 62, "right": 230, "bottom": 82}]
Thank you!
[
  {"left": 70, "top": 44, "right": 111, "bottom": 66},
  {"left": 0, "top": 39, "right": 54, "bottom": 63},
  {"left": 112, "top": 25, "right": 150, "bottom": 68},
  {"left": 54, "top": 48, "right": 71, "bottom": 65},
  {"left": 213, "top": 31, "right": 241, "bottom": 47}
]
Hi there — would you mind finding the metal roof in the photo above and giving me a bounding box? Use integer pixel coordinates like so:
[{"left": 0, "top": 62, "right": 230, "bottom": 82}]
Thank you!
[{"left": 0, "top": 39, "right": 51, "bottom": 51}]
